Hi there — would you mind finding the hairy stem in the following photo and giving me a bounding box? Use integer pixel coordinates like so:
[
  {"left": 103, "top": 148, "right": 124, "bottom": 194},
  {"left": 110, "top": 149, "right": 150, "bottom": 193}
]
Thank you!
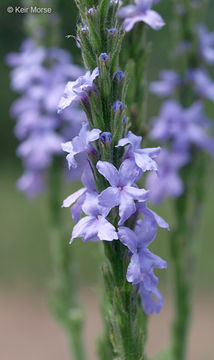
[{"left": 103, "top": 240, "right": 144, "bottom": 360}]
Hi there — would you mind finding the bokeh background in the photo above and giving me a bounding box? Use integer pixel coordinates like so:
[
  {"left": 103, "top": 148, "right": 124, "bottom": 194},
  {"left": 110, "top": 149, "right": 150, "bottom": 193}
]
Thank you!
[{"left": 0, "top": 0, "right": 214, "bottom": 359}]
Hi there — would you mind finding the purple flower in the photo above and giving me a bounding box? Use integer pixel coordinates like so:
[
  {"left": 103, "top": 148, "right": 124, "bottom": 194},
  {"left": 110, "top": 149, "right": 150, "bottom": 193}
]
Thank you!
[
  {"left": 7, "top": 39, "right": 86, "bottom": 197},
  {"left": 62, "top": 122, "right": 101, "bottom": 168},
  {"left": 97, "top": 159, "right": 150, "bottom": 225},
  {"left": 58, "top": 68, "right": 99, "bottom": 113},
  {"left": 150, "top": 70, "right": 180, "bottom": 97},
  {"left": 70, "top": 194, "right": 118, "bottom": 243},
  {"left": 100, "top": 132, "right": 112, "bottom": 144},
  {"left": 16, "top": 170, "right": 45, "bottom": 198},
  {"left": 108, "top": 28, "right": 116, "bottom": 37},
  {"left": 17, "top": 131, "right": 63, "bottom": 169},
  {"left": 136, "top": 201, "right": 169, "bottom": 230},
  {"left": 100, "top": 53, "right": 109, "bottom": 62},
  {"left": 197, "top": 25, "right": 214, "bottom": 65},
  {"left": 139, "top": 283, "right": 164, "bottom": 315},
  {"left": 88, "top": 8, "right": 94, "bottom": 15},
  {"left": 146, "top": 149, "right": 189, "bottom": 204},
  {"left": 118, "top": 0, "right": 165, "bottom": 32},
  {"left": 62, "top": 165, "right": 97, "bottom": 221},
  {"left": 189, "top": 69, "right": 214, "bottom": 101},
  {"left": 113, "top": 100, "right": 123, "bottom": 112},
  {"left": 118, "top": 215, "right": 167, "bottom": 284},
  {"left": 116, "top": 131, "right": 160, "bottom": 172},
  {"left": 6, "top": 39, "right": 46, "bottom": 92},
  {"left": 118, "top": 209, "right": 167, "bottom": 314},
  {"left": 114, "top": 71, "right": 124, "bottom": 82},
  {"left": 150, "top": 100, "right": 214, "bottom": 156}
]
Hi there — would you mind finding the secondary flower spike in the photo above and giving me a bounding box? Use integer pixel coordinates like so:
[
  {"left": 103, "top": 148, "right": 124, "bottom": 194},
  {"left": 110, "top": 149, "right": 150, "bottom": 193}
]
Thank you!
[{"left": 7, "top": 39, "right": 85, "bottom": 197}]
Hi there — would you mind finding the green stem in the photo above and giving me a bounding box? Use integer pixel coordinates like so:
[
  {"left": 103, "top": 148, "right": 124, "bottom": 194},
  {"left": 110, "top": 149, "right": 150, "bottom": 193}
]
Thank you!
[
  {"left": 103, "top": 240, "right": 144, "bottom": 360},
  {"left": 170, "top": 159, "right": 193, "bottom": 360},
  {"left": 48, "top": 158, "right": 86, "bottom": 360},
  {"left": 170, "top": 154, "right": 207, "bottom": 360},
  {"left": 170, "top": 228, "right": 191, "bottom": 360}
]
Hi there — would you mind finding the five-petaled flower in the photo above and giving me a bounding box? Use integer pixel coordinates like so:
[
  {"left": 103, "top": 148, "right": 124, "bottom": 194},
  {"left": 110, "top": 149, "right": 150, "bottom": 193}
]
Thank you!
[
  {"left": 62, "top": 122, "right": 101, "bottom": 168},
  {"left": 70, "top": 193, "right": 118, "bottom": 243},
  {"left": 58, "top": 67, "right": 99, "bottom": 113},
  {"left": 117, "top": 131, "right": 160, "bottom": 172},
  {"left": 97, "top": 159, "right": 150, "bottom": 225}
]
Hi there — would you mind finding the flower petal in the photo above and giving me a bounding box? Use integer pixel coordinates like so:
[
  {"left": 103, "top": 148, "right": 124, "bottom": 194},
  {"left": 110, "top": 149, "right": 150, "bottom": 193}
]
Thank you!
[
  {"left": 98, "top": 187, "right": 120, "bottom": 209},
  {"left": 140, "top": 284, "right": 164, "bottom": 315},
  {"left": 124, "top": 186, "right": 150, "bottom": 201},
  {"left": 81, "top": 165, "right": 96, "bottom": 191},
  {"left": 143, "top": 249, "right": 167, "bottom": 270},
  {"left": 97, "top": 217, "right": 118, "bottom": 241},
  {"left": 149, "top": 209, "right": 170, "bottom": 230},
  {"left": 61, "top": 141, "right": 73, "bottom": 153},
  {"left": 70, "top": 195, "right": 85, "bottom": 222},
  {"left": 135, "top": 217, "right": 157, "bottom": 247},
  {"left": 118, "top": 226, "right": 138, "bottom": 253},
  {"left": 62, "top": 188, "right": 86, "bottom": 208},
  {"left": 70, "top": 216, "right": 95, "bottom": 243},
  {"left": 96, "top": 161, "right": 119, "bottom": 186},
  {"left": 66, "top": 152, "right": 78, "bottom": 168},
  {"left": 87, "top": 128, "right": 102, "bottom": 143},
  {"left": 118, "top": 159, "right": 140, "bottom": 186},
  {"left": 118, "top": 190, "right": 136, "bottom": 225},
  {"left": 127, "top": 253, "right": 141, "bottom": 284},
  {"left": 140, "top": 10, "right": 165, "bottom": 30},
  {"left": 57, "top": 81, "right": 78, "bottom": 113},
  {"left": 134, "top": 152, "right": 158, "bottom": 172}
]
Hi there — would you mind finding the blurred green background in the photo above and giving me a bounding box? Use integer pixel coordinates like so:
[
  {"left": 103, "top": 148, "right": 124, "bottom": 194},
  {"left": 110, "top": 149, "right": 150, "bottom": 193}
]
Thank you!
[{"left": 0, "top": 0, "right": 213, "bottom": 292}]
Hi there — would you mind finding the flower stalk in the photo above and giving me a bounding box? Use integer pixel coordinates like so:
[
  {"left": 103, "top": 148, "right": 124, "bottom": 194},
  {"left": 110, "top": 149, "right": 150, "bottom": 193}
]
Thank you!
[{"left": 60, "top": 1, "right": 168, "bottom": 359}]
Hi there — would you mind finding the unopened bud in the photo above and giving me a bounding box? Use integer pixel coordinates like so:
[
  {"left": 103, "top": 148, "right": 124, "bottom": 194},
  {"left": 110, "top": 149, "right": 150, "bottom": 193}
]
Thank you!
[
  {"left": 100, "top": 132, "right": 112, "bottom": 144},
  {"left": 113, "top": 100, "right": 123, "bottom": 113},
  {"left": 100, "top": 53, "right": 108, "bottom": 62}
]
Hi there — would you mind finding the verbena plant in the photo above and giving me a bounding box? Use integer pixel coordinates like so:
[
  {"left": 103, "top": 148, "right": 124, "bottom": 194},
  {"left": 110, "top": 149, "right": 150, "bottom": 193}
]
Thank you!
[{"left": 7, "top": 0, "right": 214, "bottom": 360}]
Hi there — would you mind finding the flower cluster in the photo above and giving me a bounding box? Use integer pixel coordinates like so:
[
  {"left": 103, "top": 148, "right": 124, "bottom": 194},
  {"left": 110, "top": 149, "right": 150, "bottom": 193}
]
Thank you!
[
  {"left": 57, "top": 0, "right": 169, "bottom": 317},
  {"left": 7, "top": 39, "right": 85, "bottom": 197},
  {"left": 147, "top": 22, "right": 214, "bottom": 203},
  {"left": 59, "top": 68, "right": 168, "bottom": 314}
]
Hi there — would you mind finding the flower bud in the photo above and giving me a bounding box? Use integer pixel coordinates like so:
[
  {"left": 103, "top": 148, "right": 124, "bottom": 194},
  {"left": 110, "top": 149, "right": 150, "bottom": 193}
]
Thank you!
[
  {"left": 100, "top": 132, "right": 112, "bottom": 145},
  {"left": 114, "top": 71, "right": 124, "bottom": 82},
  {"left": 100, "top": 53, "right": 108, "bottom": 62},
  {"left": 108, "top": 28, "right": 116, "bottom": 37},
  {"left": 113, "top": 100, "right": 123, "bottom": 113},
  {"left": 88, "top": 8, "right": 94, "bottom": 15}
]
